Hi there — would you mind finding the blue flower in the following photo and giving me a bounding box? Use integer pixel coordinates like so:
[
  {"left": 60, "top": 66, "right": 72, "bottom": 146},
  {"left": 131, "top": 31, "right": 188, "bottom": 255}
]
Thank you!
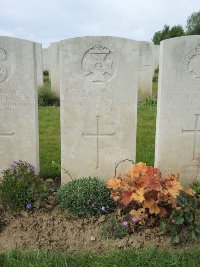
[{"left": 26, "top": 203, "right": 32, "bottom": 209}]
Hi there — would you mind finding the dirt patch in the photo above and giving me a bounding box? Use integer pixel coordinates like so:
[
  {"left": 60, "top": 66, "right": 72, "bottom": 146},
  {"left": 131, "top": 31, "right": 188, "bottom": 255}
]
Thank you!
[{"left": 0, "top": 210, "right": 199, "bottom": 253}]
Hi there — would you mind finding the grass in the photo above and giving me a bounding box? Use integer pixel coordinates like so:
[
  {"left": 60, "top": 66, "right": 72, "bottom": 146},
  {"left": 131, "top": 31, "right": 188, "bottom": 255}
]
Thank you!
[
  {"left": 1, "top": 248, "right": 200, "bottom": 267},
  {"left": 39, "top": 106, "right": 61, "bottom": 178}
]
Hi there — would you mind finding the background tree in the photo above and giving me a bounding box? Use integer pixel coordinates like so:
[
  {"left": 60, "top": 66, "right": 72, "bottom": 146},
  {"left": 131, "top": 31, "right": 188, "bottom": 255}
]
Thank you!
[
  {"left": 186, "top": 10, "right": 200, "bottom": 35},
  {"left": 152, "top": 25, "right": 185, "bottom": 45}
]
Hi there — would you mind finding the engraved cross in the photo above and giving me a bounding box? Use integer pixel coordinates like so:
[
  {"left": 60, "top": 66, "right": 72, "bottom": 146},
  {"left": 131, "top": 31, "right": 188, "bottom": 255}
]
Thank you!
[
  {"left": 82, "top": 116, "right": 115, "bottom": 169},
  {"left": 182, "top": 114, "right": 200, "bottom": 160}
]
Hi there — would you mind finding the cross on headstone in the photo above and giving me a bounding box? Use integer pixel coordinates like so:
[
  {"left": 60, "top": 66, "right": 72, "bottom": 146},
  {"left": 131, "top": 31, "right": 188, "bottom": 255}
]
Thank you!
[
  {"left": 82, "top": 116, "right": 115, "bottom": 169},
  {"left": 182, "top": 114, "right": 200, "bottom": 160},
  {"left": 0, "top": 131, "right": 14, "bottom": 137}
]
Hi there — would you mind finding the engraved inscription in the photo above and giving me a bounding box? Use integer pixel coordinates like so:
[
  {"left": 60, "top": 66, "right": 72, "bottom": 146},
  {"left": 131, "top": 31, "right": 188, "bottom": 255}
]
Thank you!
[
  {"left": 0, "top": 48, "right": 8, "bottom": 83},
  {"left": 82, "top": 116, "right": 115, "bottom": 169},
  {"left": 81, "top": 41, "right": 116, "bottom": 83},
  {"left": 184, "top": 43, "right": 200, "bottom": 79},
  {"left": 182, "top": 114, "right": 200, "bottom": 160}
]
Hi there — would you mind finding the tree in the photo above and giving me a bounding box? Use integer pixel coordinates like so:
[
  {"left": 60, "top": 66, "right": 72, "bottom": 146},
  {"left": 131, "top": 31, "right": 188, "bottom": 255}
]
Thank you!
[
  {"left": 186, "top": 10, "right": 200, "bottom": 35},
  {"left": 152, "top": 25, "right": 185, "bottom": 45}
]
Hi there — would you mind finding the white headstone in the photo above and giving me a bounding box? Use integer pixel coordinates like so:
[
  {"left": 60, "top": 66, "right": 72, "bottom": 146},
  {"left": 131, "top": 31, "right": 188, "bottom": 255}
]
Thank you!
[
  {"left": 60, "top": 36, "right": 139, "bottom": 183},
  {"left": 42, "top": 48, "right": 49, "bottom": 72},
  {"left": 138, "top": 41, "right": 154, "bottom": 100},
  {"left": 155, "top": 36, "right": 200, "bottom": 184},
  {"left": 36, "top": 43, "right": 43, "bottom": 88},
  {"left": 154, "top": 45, "right": 160, "bottom": 70},
  {"left": 0, "top": 36, "right": 39, "bottom": 173},
  {"left": 49, "top": 42, "right": 60, "bottom": 97}
]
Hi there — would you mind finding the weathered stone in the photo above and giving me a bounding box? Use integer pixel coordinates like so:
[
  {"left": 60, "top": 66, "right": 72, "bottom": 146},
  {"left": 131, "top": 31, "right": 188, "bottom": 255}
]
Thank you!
[
  {"left": 155, "top": 36, "right": 200, "bottom": 184},
  {"left": 138, "top": 41, "right": 154, "bottom": 100},
  {"left": 0, "top": 36, "right": 39, "bottom": 174},
  {"left": 60, "top": 36, "right": 139, "bottom": 183},
  {"left": 36, "top": 43, "right": 43, "bottom": 88},
  {"left": 49, "top": 42, "right": 60, "bottom": 97},
  {"left": 42, "top": 48, "right": 49, "bottom": 72}
]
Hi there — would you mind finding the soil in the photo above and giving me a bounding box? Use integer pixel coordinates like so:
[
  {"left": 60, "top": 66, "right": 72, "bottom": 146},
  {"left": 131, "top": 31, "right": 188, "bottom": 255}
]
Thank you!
[{"left": 0, "top": 208, "right": 199, "bottom": 253}]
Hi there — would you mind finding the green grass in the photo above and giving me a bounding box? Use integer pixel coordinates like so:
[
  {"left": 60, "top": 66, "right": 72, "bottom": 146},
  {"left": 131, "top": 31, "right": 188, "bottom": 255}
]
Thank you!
[
  {"left": 39, "top": 107, "right": 61, "bottom": 178},
  {"left": 1, "top": 248, "right": 200, "bottom": 267},
  {"left": 136, "top": 105, "right": 157, "bottom": 166}
]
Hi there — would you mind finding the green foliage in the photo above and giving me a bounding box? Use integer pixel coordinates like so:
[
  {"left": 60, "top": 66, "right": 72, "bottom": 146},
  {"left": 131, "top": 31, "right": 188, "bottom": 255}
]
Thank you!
[
  {"left": 101, "top": 218, "right": 129, "bottom": 239},
  {"left": 0, "top": 161, "right": 55, "bottom": 211},
  {"left": 152, "top": 24, "right": 185, "bottom": 45},
  {"left": 191, "top": 181, "right": 200, "bottom": 205},
  {"left": 160, "top": 192, "right": 200, "bottom": 244},
  {"left": 38, "top": 86, "right": 60, "bottom": 107},
  {"left": 186, "top": 10, "right": 200, "bottom": 35},
  {"left": 139, "top": 96, "right": 157, "bottom": 107},
  {"left": 57, "top": 177, "right": 116, "bottom": 217}
]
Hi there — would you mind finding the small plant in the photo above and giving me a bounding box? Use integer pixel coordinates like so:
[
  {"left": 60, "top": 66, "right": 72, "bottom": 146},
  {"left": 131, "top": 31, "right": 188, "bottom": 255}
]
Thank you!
[
  {"left": 101, "top": 218, "right": 129, "bottom": 239},
  {"left": 57, "top": 177, "right": 116, "bottom": 217},
  {"left": 38, "top": 86, "right": 60, "bottom": 106},
  {"left": 160, "top": 192, "right": 200, "bottom": 244},
  {"left": 0, "top": 161, "right": 55, "bottom": 211},
  {"left": 191, "top": 181, "right": 200, "bottom": 200},
  {"left": 140, "top": 96, "right": 157, "bottom": 107},
  {"left": 106, "top": 162, "right": 197, "bottom": 243}
]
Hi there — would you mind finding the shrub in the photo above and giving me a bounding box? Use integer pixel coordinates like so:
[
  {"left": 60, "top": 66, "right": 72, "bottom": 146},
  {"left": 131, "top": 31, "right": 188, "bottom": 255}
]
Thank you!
[
  {"left": 57, "top": 177, "right": 116, "bottom": 217},
  {"left": 101, "top": 218, "right": 129, "bottom": 239},
  {"left": 38, "top": 86, "right": 60, "bottom": 106},
  {"left": 0, "top": 161, "right": 55, "bottom": 211},
  {"left": 106, "top": 162, "right": 197, "bottom": 243}
]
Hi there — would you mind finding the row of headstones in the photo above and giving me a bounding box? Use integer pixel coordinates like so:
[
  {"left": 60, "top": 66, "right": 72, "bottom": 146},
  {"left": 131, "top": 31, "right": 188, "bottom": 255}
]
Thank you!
[
  {"left": 44, "top": 40, "right": 160, "bottom": 100},
  {"left": 0, "top": 35, "right": 199, "bottom": 185}
]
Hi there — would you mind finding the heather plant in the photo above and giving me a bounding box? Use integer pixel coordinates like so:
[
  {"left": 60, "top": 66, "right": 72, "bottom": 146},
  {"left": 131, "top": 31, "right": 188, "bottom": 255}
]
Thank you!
[
  {"left": 106, "top": 162, "right": 197, "bottom": 243},
  {"left": 0, "top": 161, "right": 55, "bottom": 211},
  {"left": 101, "top": 217, "right": 129, "bottom": 239},
  {"left": 57, "top": 177, "right": 116, "bottom": 217}
]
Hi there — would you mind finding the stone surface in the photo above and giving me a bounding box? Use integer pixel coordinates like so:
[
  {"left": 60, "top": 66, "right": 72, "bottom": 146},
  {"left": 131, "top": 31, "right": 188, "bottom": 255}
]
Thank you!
[
  {"left": 138, "top": 41, "right": 154, "bottom": 100},
  {"left": 42, "top": 48, "right": 49, "bottom": 72},
  {"left": 0, "top": 36, "right": 39, "bottom": 174},
  {"left": 36, "top": 43, "right": 43, "bottom": 88},
  {"left": 154, "top": 45, "right": 160, "bottom": 70},
  {"left": 155, "top": 36, "right": 200, "bottom": 184},
  {"left": 49, "top": 42, "right": 60, "bottom": 97},
  {"left": 60, "top": 36, "right": 139, "bottom": 183}
]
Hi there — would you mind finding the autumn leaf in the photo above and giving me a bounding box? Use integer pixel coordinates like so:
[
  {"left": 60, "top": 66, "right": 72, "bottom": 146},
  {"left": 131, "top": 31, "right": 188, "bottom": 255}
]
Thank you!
[
  {"left": 120, "top": 191, "right": 133, "bottom": 206},
  {"left": 106, "top": 178, "right": 121, "bottom": 190},
  {"left": 129, "top": 162, "right": 148, "bottom": 178},
  {"left": 182, "top": 188, "right": 196, "bottom": 196},
  {"left": 139, "top": 174, "right": 161, "bottom": 191},
  {"left": 143, "top": 198, "right": 160, "bottom": 214},
  {"left": 165, "top": 180, "right": 182, "bottom": 198},
  {"left": 130, "top": 208, "right": 147, "bottom": 222},
  {"left": 111, "top": 192, "right": 121, "bottom": 202},
  {"left": 131, "top": 188, "right": 145, "bottom": 203}
]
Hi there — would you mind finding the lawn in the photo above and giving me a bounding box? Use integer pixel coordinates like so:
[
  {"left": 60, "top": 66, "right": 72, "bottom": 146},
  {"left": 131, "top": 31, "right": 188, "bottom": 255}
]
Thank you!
[
  {"left": 1, "top": 248, "right": 200, "bottom": 267},
  {"left": 39, "top": 105, "right": 157, "bottom": 178}
]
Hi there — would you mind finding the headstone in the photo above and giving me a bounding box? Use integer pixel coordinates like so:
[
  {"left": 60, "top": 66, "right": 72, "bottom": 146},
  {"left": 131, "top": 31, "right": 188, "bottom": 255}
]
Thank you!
[
  {"left": 42, "top": 48, "right": 49, "bottom": 72},
  {"left": 154, "top": 45, "right": 160, "bottom": 70},
  {"left": 60, "top": 36, "right": 139, "bottom": 183},
  {"left": 155, "top": 35, "right": 200, "bottom": 184},
  {"left": 49, "top": 42, "right": 60, "bottom": 97},
  {"left": 0, "top": 36, "right": 39, "bottom": 173},
  {"left": 36, "top": 43, "right": 43, "bottom": 88},
  {"left": 138, "top": 41, "right": 154, "bottom": 100}
]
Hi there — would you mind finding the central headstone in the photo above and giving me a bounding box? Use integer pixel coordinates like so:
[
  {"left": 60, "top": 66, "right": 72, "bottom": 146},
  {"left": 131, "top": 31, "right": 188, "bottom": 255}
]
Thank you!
[{"left": 60, "top": 36, "right": 139, "bottom": 183}]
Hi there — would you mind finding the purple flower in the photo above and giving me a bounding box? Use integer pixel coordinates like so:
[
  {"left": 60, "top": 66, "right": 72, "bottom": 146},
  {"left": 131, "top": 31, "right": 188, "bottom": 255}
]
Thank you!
[
  {"left": 100, "top": 206, "right": 106, "bottom": 212},
  {"left": 30, "top": 165, "right": 35, "bottom": 172},
  {"left": 50, "top": 188, "right": 55, "bottom": 193},
  {"left": 131, "top": 217, "right": 137, "bottom": 223},
  {"left": 26, "top": 203, "right": 32, "bottom": 209},
  {"left": 123, "top": 221, "right": 129, "bottom": 226}
]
